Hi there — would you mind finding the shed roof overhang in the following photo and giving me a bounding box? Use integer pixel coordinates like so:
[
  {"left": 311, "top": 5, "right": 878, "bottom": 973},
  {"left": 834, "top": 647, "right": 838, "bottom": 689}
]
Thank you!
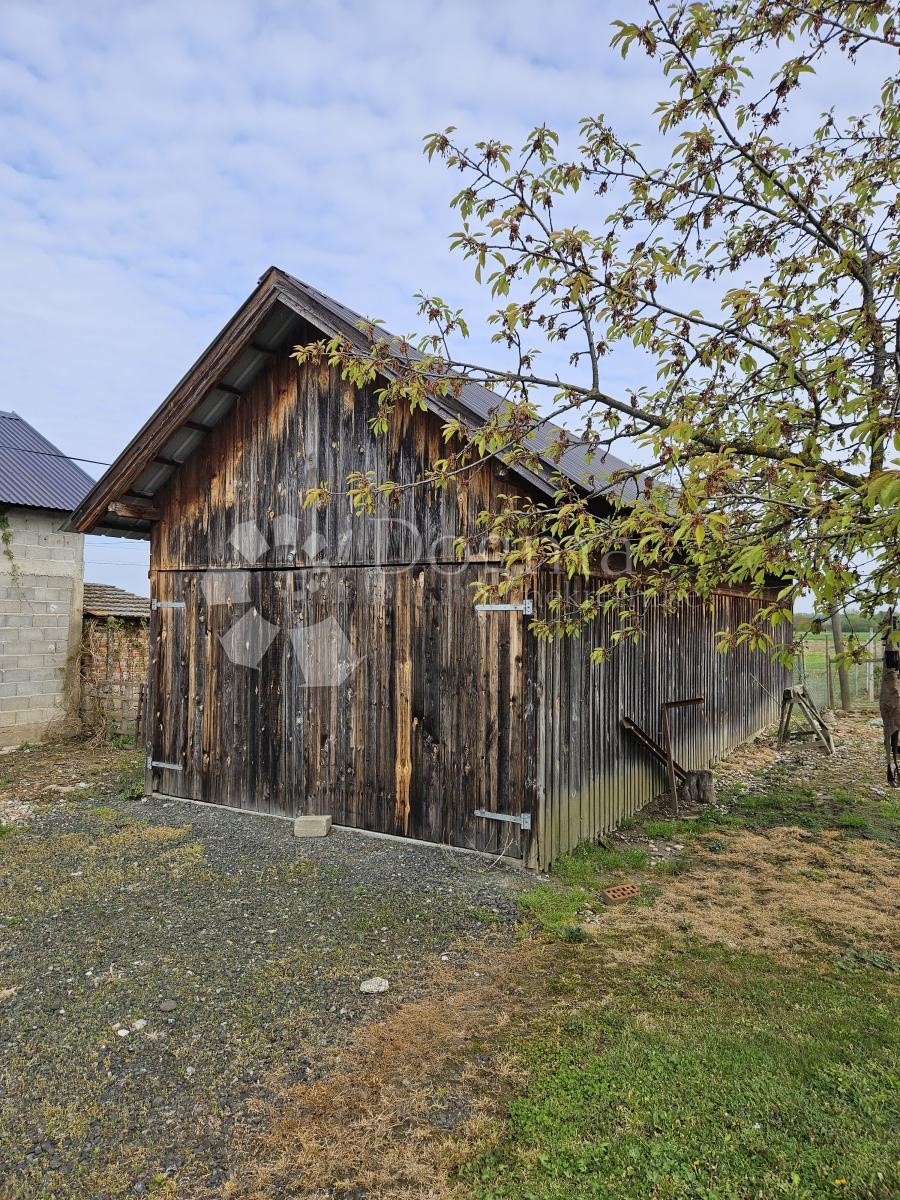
[{"left": 67, "top": 267, "right": 636, "bottom": 538}]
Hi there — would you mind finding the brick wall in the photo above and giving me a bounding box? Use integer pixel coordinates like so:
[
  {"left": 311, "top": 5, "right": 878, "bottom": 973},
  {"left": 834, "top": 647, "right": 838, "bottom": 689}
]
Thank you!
[
  {"left": 0, "top": 506, "right": 84, "bottom": 746},
  {"left": 80, "top": 616, "right": 149, "bottom": 737}
]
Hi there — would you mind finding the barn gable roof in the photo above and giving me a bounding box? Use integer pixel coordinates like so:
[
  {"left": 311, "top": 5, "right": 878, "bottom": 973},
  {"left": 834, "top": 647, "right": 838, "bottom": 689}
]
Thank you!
[
  {"left": 0, "top": 410, "right": 94, "bottom": 513},
  {"left": 66, "top": 267, "right": 636, "bottom": 538}
]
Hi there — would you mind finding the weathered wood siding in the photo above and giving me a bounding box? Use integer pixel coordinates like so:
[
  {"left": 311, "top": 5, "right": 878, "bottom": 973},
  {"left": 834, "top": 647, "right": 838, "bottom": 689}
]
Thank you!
[
  {"left": 147, "top": 345, "right": 789, "bottom": 865},
  {"left": 148, "top": 564, "right": 528, "bottom": 855},
  {"left": 152, "top": 346, "right": 527, "bottom": 572},
  {"left": 525, "top": 577, "right": 790, "bottom": 868},
  {"left": 148, "top": 347, "right": 534, "bottom": 854}
]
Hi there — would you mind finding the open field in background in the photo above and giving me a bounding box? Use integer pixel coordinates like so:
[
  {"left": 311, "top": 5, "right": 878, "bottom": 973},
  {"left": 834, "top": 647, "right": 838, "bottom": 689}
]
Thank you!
[
  {"left": 0, "top": 716, "right": 897, "bottom": 1199},
  {"left": 794, "top": 634, "right": 883, "bottom": 711}
]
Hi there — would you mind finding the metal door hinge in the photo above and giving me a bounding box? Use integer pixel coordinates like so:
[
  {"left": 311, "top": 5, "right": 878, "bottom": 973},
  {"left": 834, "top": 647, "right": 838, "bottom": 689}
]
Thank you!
[
  {"left": 474, "top": 809, "right": 532, "bottom": 831},
  {"left": 147, "top": 756, "right": 183, "bottom": 772},
  {"left": 474, "top": 600, "right": 533, "bottom": 616},
  {"left": 151, "top": 599, "right": 185, "bottom": 611}
]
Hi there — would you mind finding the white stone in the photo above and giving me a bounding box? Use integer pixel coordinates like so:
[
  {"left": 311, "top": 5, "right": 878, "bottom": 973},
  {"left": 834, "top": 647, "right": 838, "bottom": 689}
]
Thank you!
[{"left": 359, "top": 976, "right": 390, "bottom": 995}]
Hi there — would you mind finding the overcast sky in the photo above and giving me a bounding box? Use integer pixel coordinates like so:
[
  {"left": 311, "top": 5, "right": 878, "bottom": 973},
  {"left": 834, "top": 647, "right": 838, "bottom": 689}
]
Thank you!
[{"left": 0, "top": 1, "right": 875, "bottom": 594}]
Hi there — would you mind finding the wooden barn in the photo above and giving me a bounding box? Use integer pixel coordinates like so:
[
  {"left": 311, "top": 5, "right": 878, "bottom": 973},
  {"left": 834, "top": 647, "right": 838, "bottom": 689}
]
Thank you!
[{"left": 67, "top": 268, "right": 788, "bottom": 868}]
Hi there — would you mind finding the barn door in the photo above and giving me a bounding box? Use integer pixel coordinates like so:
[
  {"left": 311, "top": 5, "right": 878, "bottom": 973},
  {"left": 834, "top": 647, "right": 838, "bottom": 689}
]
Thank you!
[
  {"left": 147, "top": 575, "right": 190, "bottom": 796},
  {"left": 405, "top": 573, "right": 530, "bottom": 859}
]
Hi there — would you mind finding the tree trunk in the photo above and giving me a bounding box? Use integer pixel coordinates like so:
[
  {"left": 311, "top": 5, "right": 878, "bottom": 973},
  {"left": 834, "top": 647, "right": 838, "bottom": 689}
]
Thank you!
[{"left": 830, "top": 608, "right": 852, "bottom": 713}]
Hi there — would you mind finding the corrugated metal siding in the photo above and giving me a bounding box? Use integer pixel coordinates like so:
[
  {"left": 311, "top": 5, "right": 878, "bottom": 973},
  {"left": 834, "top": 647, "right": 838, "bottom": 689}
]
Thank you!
[
  {"left": 0, "top": 410, "right": 94, "bottom": 511},
  {"left": 527, "top": 580, "right": 790, "bottom": 869}
]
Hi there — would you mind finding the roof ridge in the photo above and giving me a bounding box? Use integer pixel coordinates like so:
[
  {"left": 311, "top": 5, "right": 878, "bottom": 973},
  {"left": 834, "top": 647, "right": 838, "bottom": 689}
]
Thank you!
[{"left": 68, "top": 268, "right": 642, "bottom": 533}]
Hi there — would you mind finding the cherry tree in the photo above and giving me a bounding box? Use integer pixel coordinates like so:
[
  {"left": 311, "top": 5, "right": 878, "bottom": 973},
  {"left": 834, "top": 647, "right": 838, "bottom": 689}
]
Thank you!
[{"left": 296, "top": 1, "right": 900, "bottom": 663}]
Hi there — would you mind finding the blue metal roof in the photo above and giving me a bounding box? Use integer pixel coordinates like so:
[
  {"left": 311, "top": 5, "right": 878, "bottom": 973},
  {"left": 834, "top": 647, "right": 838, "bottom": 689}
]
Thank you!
[{"left": 0, "top": 410, "right": 95, "bottom": 512}]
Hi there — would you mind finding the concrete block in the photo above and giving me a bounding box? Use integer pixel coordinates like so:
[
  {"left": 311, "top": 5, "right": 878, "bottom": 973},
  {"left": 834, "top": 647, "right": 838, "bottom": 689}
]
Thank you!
[
  {"left": 33, "top": 613, "right": 67, "bottom": 629},
  {"left": 0, "top": 668, "right": 29, "bottom": 683},
  {"left": 16, "top": 708, "right": 48, "bottom": 724},
  {"left": 31, "top": 587, "right": 69, "bottom": 605},
  {"left": 25, "top": 667, "right": 58, "bottom": 683},
  {"left": 293, "top": 814, "right": 332, "bottom": 838}
]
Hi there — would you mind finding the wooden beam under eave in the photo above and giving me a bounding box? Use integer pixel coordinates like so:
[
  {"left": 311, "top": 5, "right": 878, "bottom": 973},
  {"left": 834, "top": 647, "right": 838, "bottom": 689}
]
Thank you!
[
  {"left": 111, "top": 500, "right": 160, "bottom": 521},
  {"left": 67, "top": 282, "right": 283, "bottom": 533}
]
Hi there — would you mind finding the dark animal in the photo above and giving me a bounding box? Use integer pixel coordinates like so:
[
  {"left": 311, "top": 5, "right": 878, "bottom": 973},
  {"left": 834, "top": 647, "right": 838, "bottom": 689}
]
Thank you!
[{"left": 880, "top": 649, "right": 900, "bottom": 787}]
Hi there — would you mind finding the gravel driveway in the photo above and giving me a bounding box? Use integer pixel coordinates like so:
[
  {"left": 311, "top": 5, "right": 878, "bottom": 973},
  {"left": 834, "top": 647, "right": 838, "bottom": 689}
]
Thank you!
[{"left": 0, "top": 741, "right": 526, "bottom": 1198}]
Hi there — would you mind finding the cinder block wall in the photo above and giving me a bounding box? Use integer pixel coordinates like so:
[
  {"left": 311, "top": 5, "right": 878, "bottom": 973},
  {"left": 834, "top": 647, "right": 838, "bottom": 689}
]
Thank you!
[{"left": 0, "top": 507, "right": 84, "bottom": 746}]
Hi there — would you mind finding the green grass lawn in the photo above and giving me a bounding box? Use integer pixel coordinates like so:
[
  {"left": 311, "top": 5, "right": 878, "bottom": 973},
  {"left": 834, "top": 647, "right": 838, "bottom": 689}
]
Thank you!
[
  {"left": 794, "top": 634, "right": 881, "bottom": 709},
  {"left": 210, "top": 715, "right": 900, "bottom": 1199},
  {"left": 462, "top": 941, "right": 898, "bottom": 1200},
  {"left": 478, "top": 733, "right": 900, "bottom": 1200},
  {"left": 5, "top": 728, "right": 896, "bottom": 1199}
]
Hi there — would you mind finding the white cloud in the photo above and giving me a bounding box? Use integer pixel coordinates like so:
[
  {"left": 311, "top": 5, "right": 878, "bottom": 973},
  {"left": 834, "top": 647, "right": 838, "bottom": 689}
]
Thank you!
[{"left": 0, "top": 1, "right": 879, "bottom": 593}]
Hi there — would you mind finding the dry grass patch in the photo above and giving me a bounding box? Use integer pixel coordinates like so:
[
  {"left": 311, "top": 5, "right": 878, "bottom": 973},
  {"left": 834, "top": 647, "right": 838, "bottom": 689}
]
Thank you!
[
  {"left": 0, "top": 737, "right": 143, "bottom": 826},
  {"left": 588, "top": 826, "right": 899, "bottom": 957},
  {"left": 218, "top": 939, "right": 566, "bottom": 1200}
]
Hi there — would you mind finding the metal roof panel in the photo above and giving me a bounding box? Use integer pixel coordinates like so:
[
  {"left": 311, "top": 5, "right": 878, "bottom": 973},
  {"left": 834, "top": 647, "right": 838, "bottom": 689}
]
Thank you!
[{"left": 0, "top": 410, "right": 95, "bottom": 511}]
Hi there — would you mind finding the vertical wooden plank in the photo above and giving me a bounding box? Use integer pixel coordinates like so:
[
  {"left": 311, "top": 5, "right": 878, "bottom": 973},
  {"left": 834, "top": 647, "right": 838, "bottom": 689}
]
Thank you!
[
  {"left": 394, "top": 570, "right": 412, "bottom": 837},
  {"left": 523, "top": 584, "right": 541, "bottom": 869},
  {"left": 549, "top": 595, "right": 561, "bottom": 864}
]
